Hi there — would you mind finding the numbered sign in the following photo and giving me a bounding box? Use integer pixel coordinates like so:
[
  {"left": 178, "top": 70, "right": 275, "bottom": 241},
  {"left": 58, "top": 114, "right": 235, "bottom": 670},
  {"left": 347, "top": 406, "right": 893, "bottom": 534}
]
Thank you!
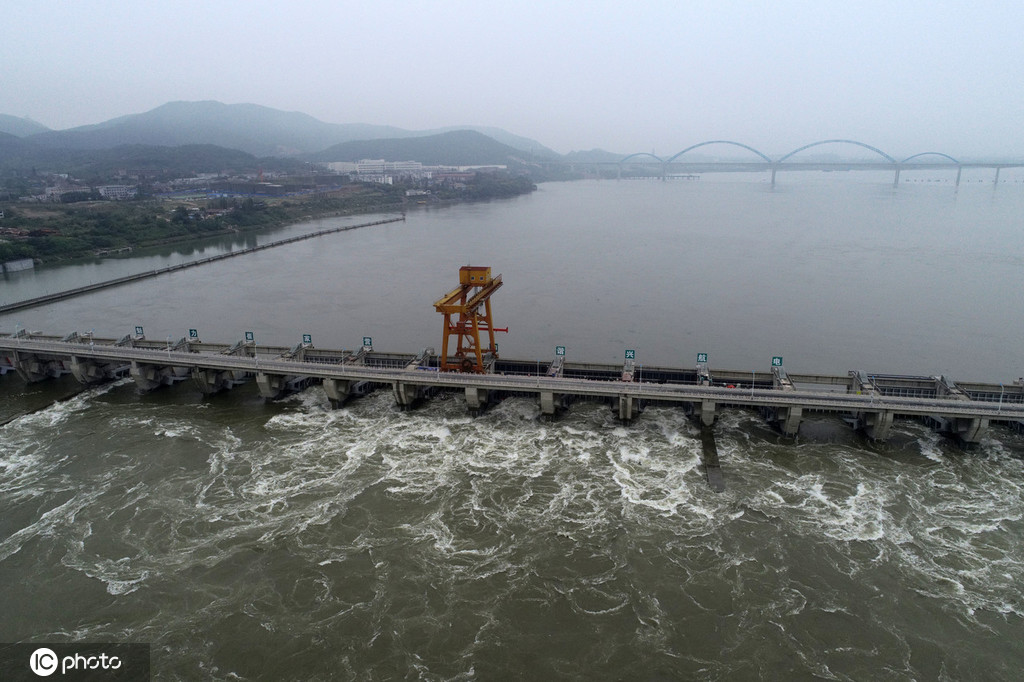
[
  {"left": 245, "top": 331, "right": 255, "bottom": 342},
  {"left": 189, "top": 329, "right": 198, "bottom": 339},
  {"left": 772, "top": 356, "right": 783, "bottom": 367},
  {"left": 556, "top": 346, "right": 566, "bottom": 356},
  {"left": 302, "top": 334, "right": 312, "bottom": 344},
  {"left": 625, "top": 349, "right": 636, "bottom": 360},
  {"left": 697, "top": 352, "right": 708, "bottom": 364},
  {"left": 135, "top": 326, "right": 144, "bottom": 336}
]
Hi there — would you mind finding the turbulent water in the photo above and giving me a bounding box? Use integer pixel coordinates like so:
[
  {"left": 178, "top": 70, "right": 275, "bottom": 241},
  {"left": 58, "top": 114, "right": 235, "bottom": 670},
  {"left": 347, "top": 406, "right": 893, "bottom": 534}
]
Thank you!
[{"left": 3, "top": 175, "right": 1024, "bottom": 679}]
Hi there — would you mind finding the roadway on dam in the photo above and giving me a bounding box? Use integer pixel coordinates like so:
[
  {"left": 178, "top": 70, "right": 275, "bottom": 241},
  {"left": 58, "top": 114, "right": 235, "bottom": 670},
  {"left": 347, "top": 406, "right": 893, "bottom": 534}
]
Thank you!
[{"left": 3, "top": 336, "right": 1023, "bottom": 423}]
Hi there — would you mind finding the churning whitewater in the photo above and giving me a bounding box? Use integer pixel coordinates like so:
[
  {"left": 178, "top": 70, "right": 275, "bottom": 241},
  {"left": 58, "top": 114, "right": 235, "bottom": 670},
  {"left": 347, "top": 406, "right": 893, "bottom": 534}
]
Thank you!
[{"left": 2, "top": 379, "right": 1024, "bottom": 679}]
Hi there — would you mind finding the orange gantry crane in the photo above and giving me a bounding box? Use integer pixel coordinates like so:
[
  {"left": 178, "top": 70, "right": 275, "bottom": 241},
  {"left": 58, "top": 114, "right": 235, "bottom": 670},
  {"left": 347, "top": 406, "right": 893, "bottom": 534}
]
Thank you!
[{"left": 433, "top": 266, "right": 507, "bottom": 373}]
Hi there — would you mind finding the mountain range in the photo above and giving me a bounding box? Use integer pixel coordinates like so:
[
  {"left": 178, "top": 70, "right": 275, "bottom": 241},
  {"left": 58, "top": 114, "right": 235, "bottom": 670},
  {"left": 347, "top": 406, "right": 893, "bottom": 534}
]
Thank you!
[{"left": 0, "top": 101, "right": 571, "bottom": 161}]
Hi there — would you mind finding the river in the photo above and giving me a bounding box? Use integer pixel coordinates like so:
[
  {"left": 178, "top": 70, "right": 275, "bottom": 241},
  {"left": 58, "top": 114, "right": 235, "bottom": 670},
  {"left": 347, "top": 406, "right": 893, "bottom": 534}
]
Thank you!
[{"left": 2, "top": 174, "right": 1023, "bottom": 680}]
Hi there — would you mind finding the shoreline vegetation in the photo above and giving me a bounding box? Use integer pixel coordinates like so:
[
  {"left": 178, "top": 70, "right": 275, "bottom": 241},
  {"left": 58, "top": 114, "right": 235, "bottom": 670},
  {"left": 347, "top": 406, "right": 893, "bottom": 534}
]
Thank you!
[{"left": 0, "top": 174, "right": 536, "bottom": 265}]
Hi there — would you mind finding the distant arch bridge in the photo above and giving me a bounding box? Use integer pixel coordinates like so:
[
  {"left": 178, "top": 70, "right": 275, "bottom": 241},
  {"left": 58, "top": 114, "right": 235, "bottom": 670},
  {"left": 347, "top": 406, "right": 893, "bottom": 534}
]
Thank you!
[{"left": 606, "top": 139, "right": 1022, "bottom": 187}]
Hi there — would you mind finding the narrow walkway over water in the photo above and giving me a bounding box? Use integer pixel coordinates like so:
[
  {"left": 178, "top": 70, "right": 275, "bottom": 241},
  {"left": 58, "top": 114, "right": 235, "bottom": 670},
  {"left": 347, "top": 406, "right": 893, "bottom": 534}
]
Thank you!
[{"left": 0, "top": 216, "right": 405, "bottom": 314}]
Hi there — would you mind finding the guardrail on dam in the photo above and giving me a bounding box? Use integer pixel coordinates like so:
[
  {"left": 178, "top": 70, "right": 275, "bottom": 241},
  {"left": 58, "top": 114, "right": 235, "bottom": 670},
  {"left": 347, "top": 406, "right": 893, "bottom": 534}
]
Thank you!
[{"left": 3, "top": 332, "right": 1022, "bottom": 451}]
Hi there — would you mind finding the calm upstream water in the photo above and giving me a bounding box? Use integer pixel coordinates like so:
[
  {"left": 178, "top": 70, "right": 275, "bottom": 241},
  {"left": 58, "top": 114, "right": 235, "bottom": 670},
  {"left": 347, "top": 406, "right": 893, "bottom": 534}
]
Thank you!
[{"left": 2, "top": 174, "right": 1024, "bottom": 680}]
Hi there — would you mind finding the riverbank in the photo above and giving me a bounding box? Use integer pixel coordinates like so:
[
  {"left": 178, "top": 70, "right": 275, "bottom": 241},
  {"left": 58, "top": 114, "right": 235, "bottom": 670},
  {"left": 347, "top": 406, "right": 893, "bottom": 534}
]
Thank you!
[
  {"left": 1, "top": 173, "right": 537, "bottom": 266},
  {"left": 122, "top": 201, "right": 406, "bottom": 252},
  {"left": 0, "top": 185, "right": 406, "bottom": 264}
]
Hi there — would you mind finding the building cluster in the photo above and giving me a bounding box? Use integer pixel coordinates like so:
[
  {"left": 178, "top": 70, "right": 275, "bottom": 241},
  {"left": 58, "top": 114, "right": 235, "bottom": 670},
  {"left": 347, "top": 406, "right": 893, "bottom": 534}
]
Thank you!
[
  {"left": 4, "top": 158, "right": 510, "bottom": 204},
  {"left": 10, "top": 173, "right": 139, "bottom": 203},
  {"left": 97, "top": 185, "right": 138, "bottom": 200},
  {"left": 326, "top": 160, "right": 506, "bottom": 185}
]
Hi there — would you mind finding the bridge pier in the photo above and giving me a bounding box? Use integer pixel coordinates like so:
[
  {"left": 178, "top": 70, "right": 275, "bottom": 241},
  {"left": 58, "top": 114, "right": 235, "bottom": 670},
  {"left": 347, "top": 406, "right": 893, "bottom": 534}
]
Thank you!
[
  {"left": 392, "top": 381, "right": 425, "bottom": 411},
  {"left": 539, "top": 391, "right": 568, "bottom": 418},
  {"left": 953, "top": 416, "right": 990, "bottom": 446},
  {"left": 932, "top": 374, "right": 990, "bottom": 446},
  {"left": 928, "top": 415, "right": 990, "bottom": 447},
  {"left": 859, "top": 410, "right": 894, "bottom": 441},
  {"left": 955, "top": 166, "right": 962, "bottom": 187},
  {"left": 319, "top": 377, "right": 371, "bottom": 408},
  {"left": 695, "top": 400, "right": 716, "bottom": 426},
  {"left": 465, "top": 386, "right": 492, "bottom": 416},
  {"left": 763, "top": 366, "right": 801, "bottom": 436},
  {"left": 765, "top": 405, "right": 802, "bottom": 436},
  {"left": 893, "top": 166, "right": 901, "bottom": 187},
  {"left": 11, "top": 349, "right": 69, "bottom": 383},
  {"left": 69, "top": 354, "right": 128, "bottom": 385},
  {"left": 616, "top": 394, "right": 641, "bottom": 423},
  {"left": 256, "top": 372, "right": 317, "bottom": 401},
  {"left": 251, "top": 341, "right": 322, "bottom": 400},
  {"left": 258, "top": 372, "right": 290, "bottom": 400},
  {"left": 129, "top": 360, "right": 189, "bottom": 392},
  {"left": 191, "top": 367, "right": 249, "bottom": 395}
]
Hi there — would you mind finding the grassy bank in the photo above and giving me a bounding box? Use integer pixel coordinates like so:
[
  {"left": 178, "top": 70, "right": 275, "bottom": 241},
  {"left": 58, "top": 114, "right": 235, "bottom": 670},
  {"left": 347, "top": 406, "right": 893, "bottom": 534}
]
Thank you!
[{"left": 0, "top": 184, "right": 404, "bottom": 264}]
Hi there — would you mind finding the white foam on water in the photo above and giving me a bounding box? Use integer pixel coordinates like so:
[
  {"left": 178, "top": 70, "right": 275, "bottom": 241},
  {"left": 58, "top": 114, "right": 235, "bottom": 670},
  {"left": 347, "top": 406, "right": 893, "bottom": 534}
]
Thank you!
[
  {"left": 910, "top": 424, "right": 947, "bottom": 463},
  {"left": 0, "top": 489, "right": 103, "bottom": 562},
  {"left": 4, "top": 384, "right": 1024, "bottom": 677}
]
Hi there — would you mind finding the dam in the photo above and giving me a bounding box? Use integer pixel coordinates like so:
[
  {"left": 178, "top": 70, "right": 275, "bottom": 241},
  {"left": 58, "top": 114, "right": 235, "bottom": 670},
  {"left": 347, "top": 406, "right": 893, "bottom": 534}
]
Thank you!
[{"left": 2, "top": 329, "right": 1022, "bottom": 450}]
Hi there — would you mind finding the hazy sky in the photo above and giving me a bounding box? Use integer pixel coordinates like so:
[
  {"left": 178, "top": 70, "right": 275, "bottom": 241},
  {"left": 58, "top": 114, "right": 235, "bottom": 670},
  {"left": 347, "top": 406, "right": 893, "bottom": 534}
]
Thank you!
[{"left": 4, "top": 0, "right": 1023, "bottom": 157}]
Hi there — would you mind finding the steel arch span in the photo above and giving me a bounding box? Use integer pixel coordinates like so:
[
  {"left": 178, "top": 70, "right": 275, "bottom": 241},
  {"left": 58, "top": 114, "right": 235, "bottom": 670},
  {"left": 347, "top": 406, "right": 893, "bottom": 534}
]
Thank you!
[
  {"left": 901, "top": 152, "right": 960, "bottom": 164},
  {"left": 777, "top": 139, "right": 897, "bottom": 164},
  {"left": 665, "top": 140, "right": 772, "bottom": 164},
  {"left": 618, "top": 152, "right": 665, "bottom": 164}
]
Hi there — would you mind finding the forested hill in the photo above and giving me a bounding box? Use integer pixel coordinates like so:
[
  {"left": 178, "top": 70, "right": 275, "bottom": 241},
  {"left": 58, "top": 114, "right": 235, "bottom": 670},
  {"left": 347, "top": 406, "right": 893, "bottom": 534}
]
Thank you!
[
  {"left": 21, "top": 101, "right": 411, "bottom": 157},
  {"left": 0, "top": 140, "right": 301, "bottom": 179},
  {"left": 309, "top": 130, "right": 533, "bottom": 166},
  {"left": 0, "top": 114, "right": 50, "bottom": 137},
  {"left": 11, "top": 101, "right": 558, "bottom": 159}
]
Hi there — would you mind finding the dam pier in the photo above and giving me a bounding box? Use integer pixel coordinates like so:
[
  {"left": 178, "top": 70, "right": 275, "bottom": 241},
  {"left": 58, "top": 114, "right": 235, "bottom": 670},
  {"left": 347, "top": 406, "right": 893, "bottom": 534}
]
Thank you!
[{"left": 3, "top": 331, "right": 1022, "bottom": 451}]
